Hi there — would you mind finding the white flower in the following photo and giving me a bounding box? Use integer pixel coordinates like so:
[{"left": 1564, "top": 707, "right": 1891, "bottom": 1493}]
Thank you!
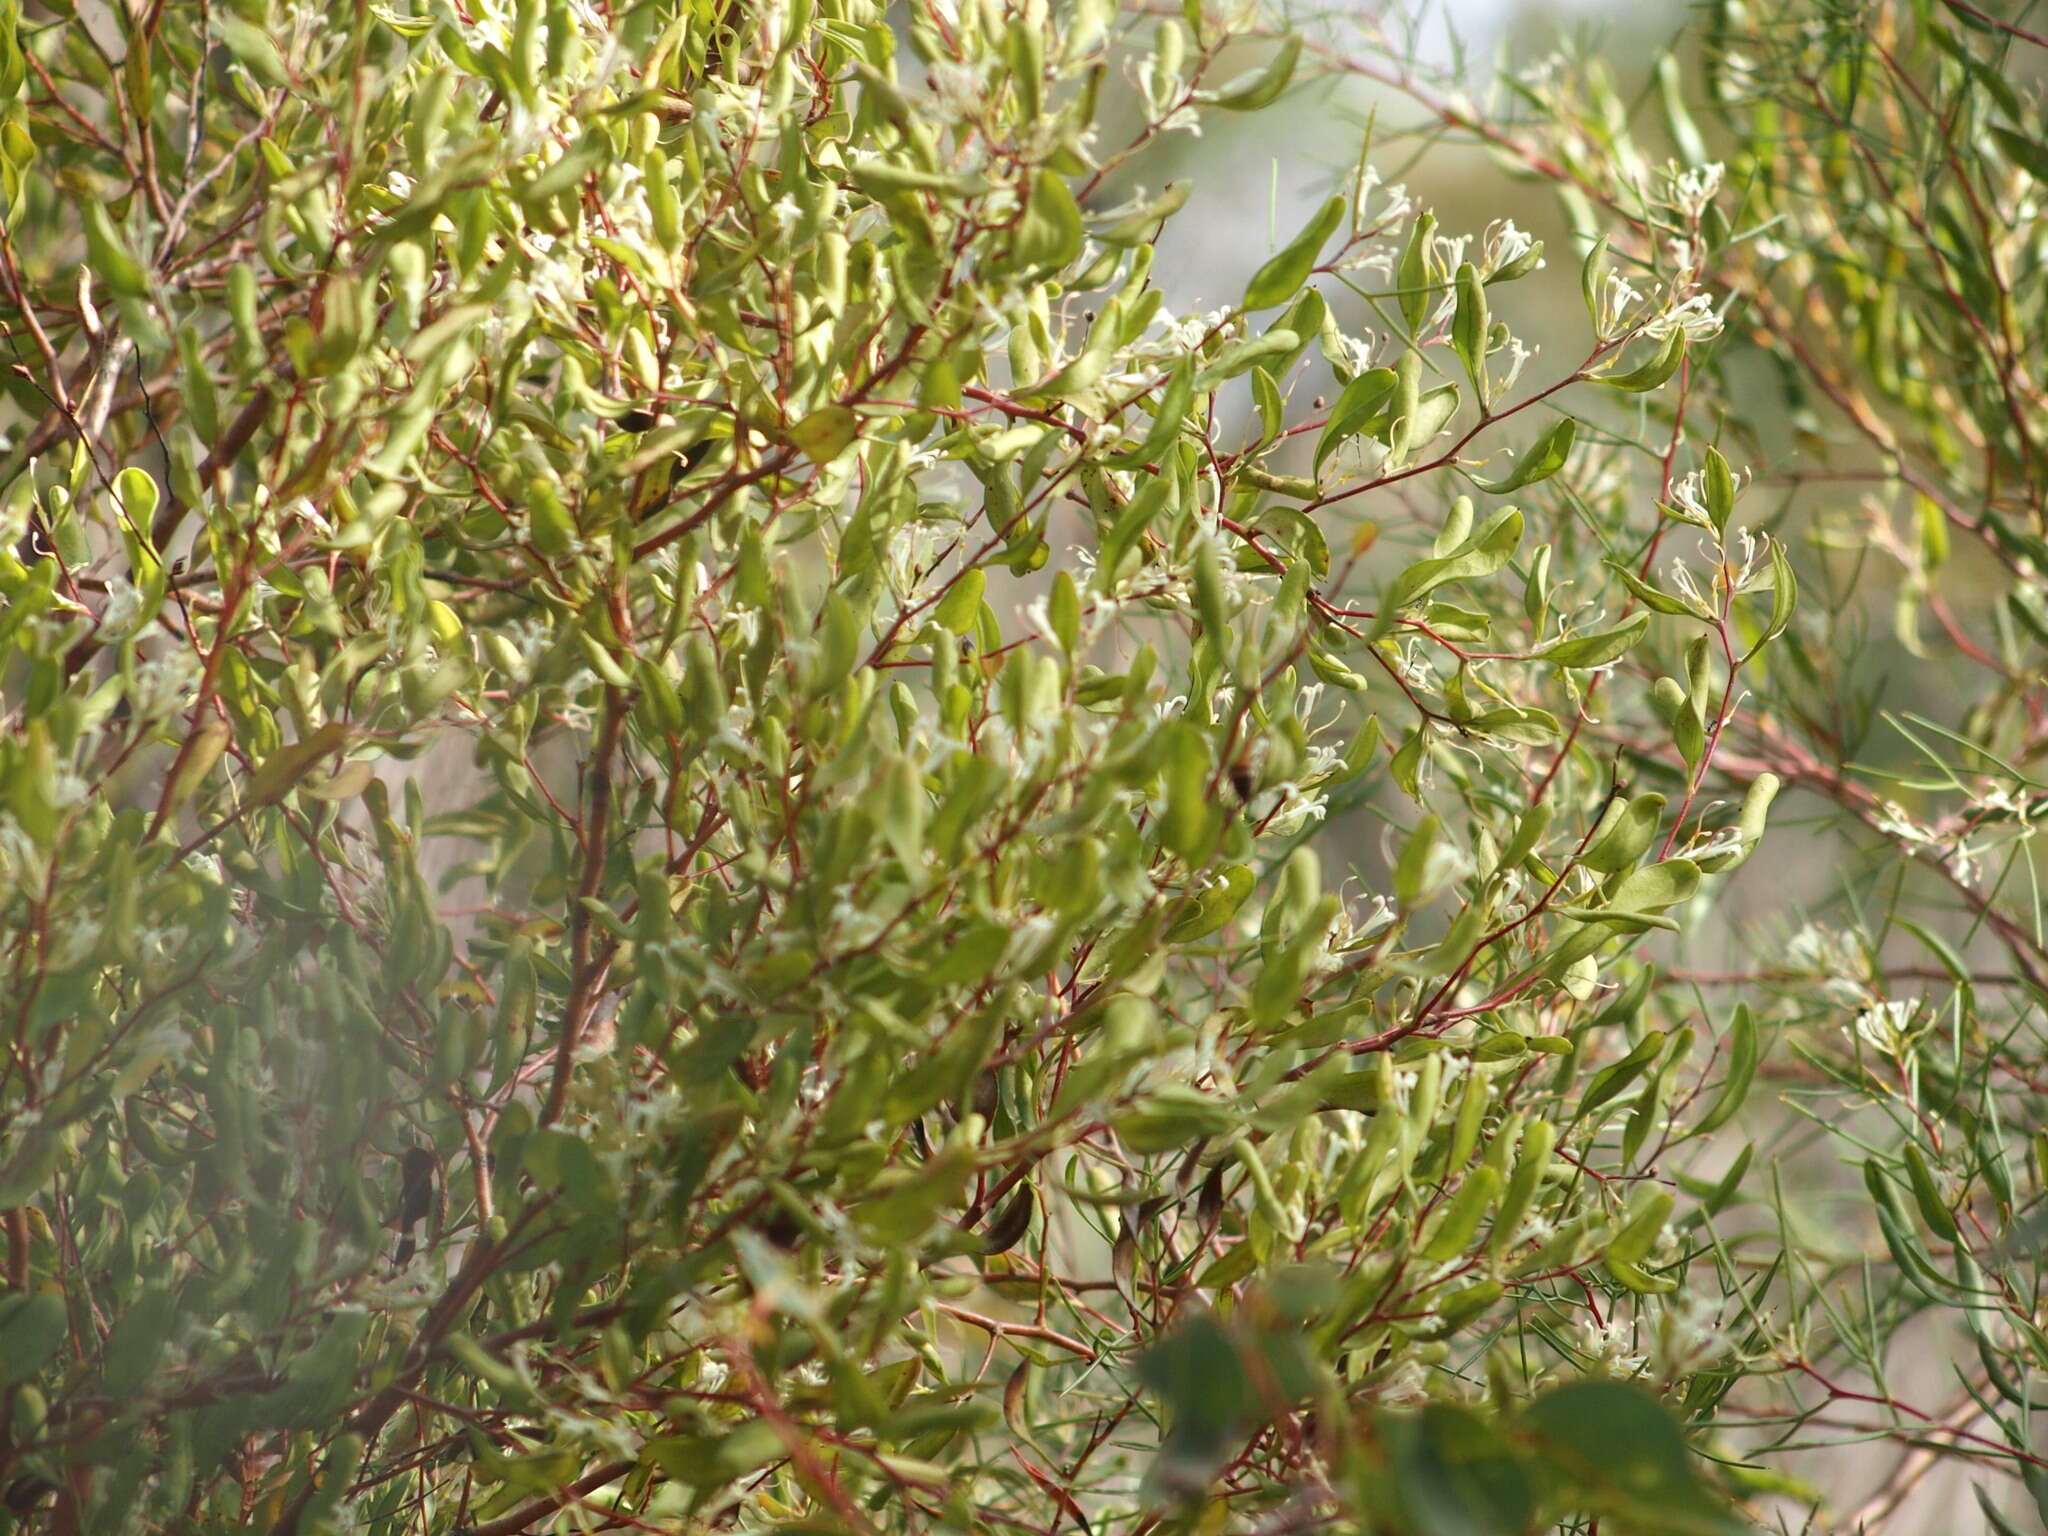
[
  {"left": 1643, "top": 292, "right": 1724, "bottom": 342},
  {"left": 1484, "top": 219, "right": 1539, "bottom": 275},
  {"left": 1338, "top": 245, "right": 1395, "bottom": 279},
  {"left": 1331, "top": 331, "right": 1379, "bottom": 376},
  {"left": 1169, "top": 308, "right": 1235, "bottom": 350},
  {"left": 1351, "top": 165, "right": 1417, "bottom": 231},
  {"left": 1594, "top": 273, "right": 1644, "bottom": 339},
  {"left": 1374, "top": 1356, "right": 1431, "bottom": 1405},
  {"left": 1730, "top": 524, "right": 1761, "bottom": 585},
  {"left": 828, "top": 894, "right": 886, "bottom": 948},
  {"left": 1666, "top": 470, "right": 1714, "bottom": 528},
  {"left": 1979, "top": 784, "right": 2038, "bottom": 820},
  {"left": 1524, "top": 51, "right": 1569, "bottom": 91},
  {"left": 1578, "top": 1316, "right": 1648, "bottom": 1376},
  {"left": 1665, "top": 160, "right": 1726, "bottom": 220},
  {"left": 1432, "top": 232, "right": 1473, "bottom": 271},
  {"left": 1519, "top": 1212, "right": 1558, "bottom": 1247},
  {"left": 46, "top": 771, "right": 89, "bottom": 810},
  {"left": 1652, "top": 1291, "right": 1731, "bottom": 1374},
  {"left": 1667, "top": 556, "right": 1708, "bottom": 608},
  {"left": 97, "top": 575, "right": 141, "bottom": 635},
  {"left": 1388, "top": 1067, "right": 1428, "bottom": 1116},
  {"left": 131, "top": 649, "right": 203, "bottom": 718},
  {"left": 1853, "top": 997, "right": 1919, "bottom": 1055},
  {"left": 1257, "top": 782, "right": 1328, "bottom": 840},
  {"left": 1683, "top": 824, "right": 1745, "bottom": 863},
  {"left": 1496, "top": 335, "right": 1535, "bottom": 393},
  {"left": 1873, "top": 799, "right": 1937, "bottom": 847},
  {"left": 1785, "top": 922, "right": 1842, "bottom": 970}
]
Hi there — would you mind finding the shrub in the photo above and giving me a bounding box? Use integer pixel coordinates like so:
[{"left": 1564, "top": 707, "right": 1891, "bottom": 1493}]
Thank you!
[
  {"left": 1448, "top": 3, "right": 2048, "bottom": 1527},
  {"left": 17, "top": 0, "right": 2031, "bottom": 1530}
]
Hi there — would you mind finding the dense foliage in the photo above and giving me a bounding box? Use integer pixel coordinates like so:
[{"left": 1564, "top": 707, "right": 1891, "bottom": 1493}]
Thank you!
[
  {"left": 1451, "top": 4, "right": 2048, "bottom": 1527},
  {"left": 0, "top": 0, "right": 2040, "bottom": 1531}
]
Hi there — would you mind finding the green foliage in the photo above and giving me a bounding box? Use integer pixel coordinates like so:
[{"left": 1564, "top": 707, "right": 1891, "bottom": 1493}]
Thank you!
[
  {"left": 1496, "top": 0, "right": 2048, "bottom": 1526},
  {"left": 21, "top": 0, "right": 2015, "bottom": 1530}
]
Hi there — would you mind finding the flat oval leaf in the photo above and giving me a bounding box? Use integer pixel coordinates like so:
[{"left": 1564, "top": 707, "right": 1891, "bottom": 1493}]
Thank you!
[
  {"left": 790, "top": 404, "right": 858, "bottom": 464},
  {"left": 1243, "top": 194, "right": 1345, "bottom": 312},
  {"left": 1473, "top": 416, "right": 1576, "bottom": 494},
  {"left": 1210, "top": 34, "right": 1302, "bottom": 110},
  {"left": 1542, "top": 611, "right": 1650, "bottom": 668}
]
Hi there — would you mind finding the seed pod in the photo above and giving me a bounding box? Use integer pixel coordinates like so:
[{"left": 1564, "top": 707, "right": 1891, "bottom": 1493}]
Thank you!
[{"left": 977, "top": 1186, "right": 1035, "bottom": 1256}]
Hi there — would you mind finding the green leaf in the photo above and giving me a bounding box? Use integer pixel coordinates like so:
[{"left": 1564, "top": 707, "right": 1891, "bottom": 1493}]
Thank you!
[
  {"left": 1473, "top": 417, "right": 1575, "bottom": 494},
  {"left": 1192, "top": 536, "right": 1230, "bottom": 647},
  {"left": 1394, "top": 814, "right": 1443, "bottom": 906},
  {"left": 1116, "top": 1084, "right": 1238, "bottom": 1153},
  {"left": 1701, "top": 771, "right": 1780, "bottom": 873},
  {"left": 1250, "top": 365, "right": 1284, "bottom": 444},
  {"left": 1901, "top": 1142, "right": 1958, "bottom": 1241},
  {"left": 1579, "top": 793, "right": 1665, "bottom": 874},
  {"left": 1604, "top": 556, "right": 1700, "bottom": 617},
  {"left": 1209, "top": 34, "right": 1301, "bottom": 110},
  {"left": 1579, "top": 233, "right": 1612, "bottom": 324},
  {"left": 0, "top": 1294, "right": 67, "bottom": 1388},
  {"left": 1744, "top": 537, "right": 1797, "bottom": 661},
  {"left": 114, "top": 466, "right": 161, "bottom": 531},
  {"left": 880, "top": 755, "right": 927, "bottom": 868},
  {"left": 1601, "top": 329, "right": 1687, "bottom": 392},
  {"left": 1160, "top": 722, "right": 1219, "bottom": 864},
  {"left": 1521, "top": 1381, "right": 1740, "bottom": 1531},
  {"left": 1608, "top": 1187, "right": 1676, "bottom": 1266},
  {"left": 245, "top": 722, "right": 350, "bottom": 807},
  {"left": 854, "top": 1144, "right": 977, "bottom": 1245},
  {"left": 1395, "top": 383, "right": 1461, "bottom": 459},
  {"left": 1012, "top": 168, "right": 1084, "bottom": 272},
  {"left": 1112, "top": 358, "right": 1195, "bottom": 467},
  {"left": 847, "top": 156, "right": 982, "bottom": 196},
  {"left": 1990, "top": 125, "right": 2048, "bottom": 184},
  {"left": 1399, "top": 211, "right": 1438, "bottom": 332},
  {"left": 1693, "top": 1003, "right": 1758, "bottom": 1136},
  {"left": 1315, "top": 367, "right": 1398, "bottom": 472},
  {"left": 1451, "top": 262, "right": 1487, "bottom": 386},
  {"left": 99, "top": 1285, "right": 177, "bottom": 1398},
  {"left": 1048, "top": 570, "right": 1080, "bottom": 654},
  {"left": 1382, "top": 1404, "right": 1536, "bottom": 1536},
  {"left": 1138, "top": 1312, "right": 1250, "bottom": 1486},
  {"left": 1465, "top": 706, "right": 1561, "bottom": 745},
  {"left": 933, "top": 568, "right": 986, "bottom": 634},
  {"left": 1419, "top": 1165, "right": 1502, "bottom": 1260},
  {"left": 1094, "top": 180, "right": 1193, "bottom": 244},
  {"left": 1376, "top": 507, "right": 1523, "bottom": 629},
  {"left": 1541, "top": 611, "right": 1650, "bottom": 668},
  {"left": 1576, "top": 1030, "right": 1665, "bottom": 1121},
  {"left": 1243, "top": 195, "right": 1345, "bottom": 311},
  {"left": 790, "top": 404, "right": 858, "bottom": 464},
  {"left": 82, "top": 201, "right": 148, "bottom": 297},
  {"left": 1198, "top": 328, "right": 1300, "bottom": 387},
  {"left": 1167, "top": 865, "right": 1255, "bottom": 943},
  {"left": 1702, "top": 446, "right": 1736, "bottom": 530}
]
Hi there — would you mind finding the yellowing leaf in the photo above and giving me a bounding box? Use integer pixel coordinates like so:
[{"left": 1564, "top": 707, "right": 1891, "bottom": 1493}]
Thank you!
[{"left": 790, "top": 404, "right": 858, "bottom": 464}]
